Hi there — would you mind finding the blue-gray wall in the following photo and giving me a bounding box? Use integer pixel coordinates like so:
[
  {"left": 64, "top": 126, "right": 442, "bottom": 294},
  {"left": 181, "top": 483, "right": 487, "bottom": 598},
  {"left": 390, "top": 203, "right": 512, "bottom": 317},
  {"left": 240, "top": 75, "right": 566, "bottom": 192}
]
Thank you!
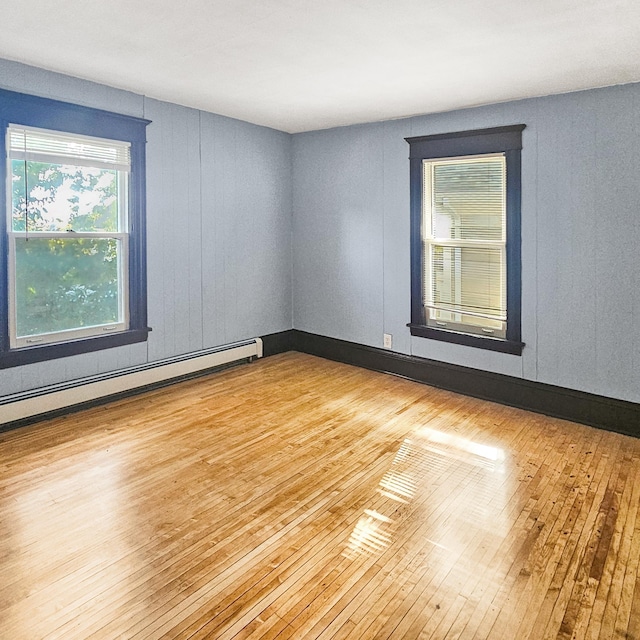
[
  {"left": 1, "top": 57, "right": 639, "bottom": 408},
  {"left": 292, "top": 84, "right": 640, "bottom": 404},
  {"left": 0, "top": 59, "right": 292, "bottom": 398}
]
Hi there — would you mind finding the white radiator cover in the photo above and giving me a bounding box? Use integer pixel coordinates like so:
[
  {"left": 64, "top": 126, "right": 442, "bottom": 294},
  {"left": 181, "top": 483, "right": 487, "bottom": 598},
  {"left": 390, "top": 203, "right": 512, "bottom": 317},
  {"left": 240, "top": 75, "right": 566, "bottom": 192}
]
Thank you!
[{"left": 0, "top": 338, "right": 263, "bottom": 426}]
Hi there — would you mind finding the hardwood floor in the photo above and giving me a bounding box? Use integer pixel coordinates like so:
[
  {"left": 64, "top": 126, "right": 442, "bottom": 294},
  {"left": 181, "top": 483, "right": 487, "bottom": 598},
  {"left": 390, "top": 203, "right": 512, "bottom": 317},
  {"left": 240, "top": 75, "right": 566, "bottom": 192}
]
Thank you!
[{"left": 1, "top": 352, "right": 640, "bottom": 639}]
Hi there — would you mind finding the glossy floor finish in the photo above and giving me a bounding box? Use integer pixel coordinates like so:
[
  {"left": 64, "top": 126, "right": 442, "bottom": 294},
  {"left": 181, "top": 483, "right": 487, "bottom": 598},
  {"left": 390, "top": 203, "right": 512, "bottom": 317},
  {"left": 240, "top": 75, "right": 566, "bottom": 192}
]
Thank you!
[{"left": 1, "top": 353, "right": 640, "bottom": 639}]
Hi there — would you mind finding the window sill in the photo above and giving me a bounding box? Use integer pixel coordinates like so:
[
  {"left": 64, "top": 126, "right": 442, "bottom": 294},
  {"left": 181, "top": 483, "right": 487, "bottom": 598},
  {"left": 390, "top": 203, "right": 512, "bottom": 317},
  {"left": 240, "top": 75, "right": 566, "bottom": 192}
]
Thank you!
[
  {"left": 0, "top": 328, "right": 151, "bottom": 369},
  {"left": 408, "top": 324, "right": 524, "bottom": 355}
]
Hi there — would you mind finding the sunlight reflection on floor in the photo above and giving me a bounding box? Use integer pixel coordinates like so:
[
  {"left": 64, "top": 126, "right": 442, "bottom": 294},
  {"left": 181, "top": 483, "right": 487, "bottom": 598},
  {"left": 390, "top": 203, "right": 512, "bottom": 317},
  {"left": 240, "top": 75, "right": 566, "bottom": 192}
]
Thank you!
[{"left": 344, "top": 424, "right": 508, "bottom": 561}]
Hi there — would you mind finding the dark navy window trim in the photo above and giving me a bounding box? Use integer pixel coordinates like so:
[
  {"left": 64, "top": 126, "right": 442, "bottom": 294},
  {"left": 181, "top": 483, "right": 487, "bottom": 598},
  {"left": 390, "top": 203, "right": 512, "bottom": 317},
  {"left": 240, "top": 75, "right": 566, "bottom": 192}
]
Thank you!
[
  {"left": 0, "top": 87, "right": 151, "bottom": 369},
  {"left": 405, "top": 125, "right": 525, "bottom": 356}
]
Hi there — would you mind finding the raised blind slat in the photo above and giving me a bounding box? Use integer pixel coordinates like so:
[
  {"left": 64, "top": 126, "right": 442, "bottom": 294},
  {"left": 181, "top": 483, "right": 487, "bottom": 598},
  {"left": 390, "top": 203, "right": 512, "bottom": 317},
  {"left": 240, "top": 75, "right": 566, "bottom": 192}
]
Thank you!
[{"left": 8, "top": 125, "right": 130, "bottom": 171}]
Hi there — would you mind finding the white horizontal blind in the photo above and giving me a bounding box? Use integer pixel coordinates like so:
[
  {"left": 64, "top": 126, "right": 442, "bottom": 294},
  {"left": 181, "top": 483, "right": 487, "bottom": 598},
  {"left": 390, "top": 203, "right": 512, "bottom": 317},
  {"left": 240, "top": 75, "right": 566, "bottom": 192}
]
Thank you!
[
  {"left": 423, "top": 154, "right": 506, "bottom": 335},
  {"left": 8, "top": 125, "right": 130, "bottom": 171}
]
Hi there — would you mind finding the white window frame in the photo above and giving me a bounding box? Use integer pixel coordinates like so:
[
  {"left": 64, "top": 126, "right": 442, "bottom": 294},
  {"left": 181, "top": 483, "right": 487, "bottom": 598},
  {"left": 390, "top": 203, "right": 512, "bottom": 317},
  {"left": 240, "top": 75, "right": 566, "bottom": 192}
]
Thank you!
[
  {"left": 422, "top": 153, "right": 507, "bottom": 339},
  {"left": 6, "top": 125, "right": 131, "bottom": 348}
]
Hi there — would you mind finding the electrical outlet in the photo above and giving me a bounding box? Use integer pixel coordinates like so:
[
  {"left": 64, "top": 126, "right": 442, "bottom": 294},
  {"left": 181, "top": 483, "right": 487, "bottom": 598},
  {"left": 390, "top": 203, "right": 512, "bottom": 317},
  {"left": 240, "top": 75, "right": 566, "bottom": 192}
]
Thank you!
[{"left": 383, "top": 333, "right": 392, "bottom": 349}]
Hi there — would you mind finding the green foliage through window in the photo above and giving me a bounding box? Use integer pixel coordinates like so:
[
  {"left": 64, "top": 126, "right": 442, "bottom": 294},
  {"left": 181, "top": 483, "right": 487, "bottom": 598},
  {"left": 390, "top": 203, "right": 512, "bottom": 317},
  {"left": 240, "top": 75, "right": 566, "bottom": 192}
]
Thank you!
[
  {"left": 7, "top": 126, "right": 129, "bottom": 346},
  {"left": 14, "top": 237, "right": 120, "bottom": 337}
]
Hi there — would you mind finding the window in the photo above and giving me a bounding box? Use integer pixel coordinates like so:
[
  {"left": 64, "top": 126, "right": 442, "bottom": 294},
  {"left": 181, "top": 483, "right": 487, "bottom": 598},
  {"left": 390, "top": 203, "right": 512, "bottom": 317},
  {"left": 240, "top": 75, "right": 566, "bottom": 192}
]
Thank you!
[
  {"left": 406, "top": 125, "right": 525, "bottom": 355},
  {"left": 0, "top": 88, "right": 150, "bottom": 368},
  {"left": 8, "top": 126, "right": 131, "bottom": 348}
]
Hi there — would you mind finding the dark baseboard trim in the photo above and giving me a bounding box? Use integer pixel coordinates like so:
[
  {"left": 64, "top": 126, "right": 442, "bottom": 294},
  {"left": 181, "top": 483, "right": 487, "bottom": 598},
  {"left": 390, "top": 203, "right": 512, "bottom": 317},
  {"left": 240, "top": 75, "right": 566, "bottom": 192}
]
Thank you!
[
  {"left": 4, "top": 328, "right": 638, "bottom": 439},
  {"left": 290, "top": 330, "right": 640, "bottom": 438},
  {"left": 261, "top": 330, "right": 295, "bottom": 357}
]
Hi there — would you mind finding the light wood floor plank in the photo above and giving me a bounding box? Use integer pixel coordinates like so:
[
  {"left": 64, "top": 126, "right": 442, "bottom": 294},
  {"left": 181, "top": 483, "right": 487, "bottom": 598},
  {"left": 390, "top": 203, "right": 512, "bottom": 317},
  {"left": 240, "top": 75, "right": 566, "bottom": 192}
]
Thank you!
[{"left": 1, "top": 352, "right": 639, "bottom": 639}]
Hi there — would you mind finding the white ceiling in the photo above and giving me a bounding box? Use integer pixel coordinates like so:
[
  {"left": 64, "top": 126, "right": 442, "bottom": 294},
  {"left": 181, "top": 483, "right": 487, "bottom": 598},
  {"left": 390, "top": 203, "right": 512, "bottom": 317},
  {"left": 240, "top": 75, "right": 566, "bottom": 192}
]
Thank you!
[{"left": 1, "top": 0, "right": 639, "bottom": 133}]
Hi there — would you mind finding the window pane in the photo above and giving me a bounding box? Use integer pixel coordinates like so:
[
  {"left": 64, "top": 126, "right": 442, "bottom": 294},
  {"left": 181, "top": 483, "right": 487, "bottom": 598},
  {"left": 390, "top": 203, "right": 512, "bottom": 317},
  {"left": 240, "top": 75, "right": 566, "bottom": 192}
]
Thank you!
[
  {"left": 11, "top": 160, "right": 121, "bottom": 232},
  {"left": 429, "top": 157, "right": 505, "bottom": 241},
  {"left": 429, "top": 246, "right": 505, "bottom": 319},
  {"left": 14, "top": 237, "right": 122, "bottom": 338}
]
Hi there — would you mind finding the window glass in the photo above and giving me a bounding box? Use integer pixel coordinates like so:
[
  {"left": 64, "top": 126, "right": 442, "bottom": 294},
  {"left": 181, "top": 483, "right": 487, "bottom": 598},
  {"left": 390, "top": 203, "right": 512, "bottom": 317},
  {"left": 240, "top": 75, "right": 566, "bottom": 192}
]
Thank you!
[
  {"left": 430, "top": 158, "right": 505, "bottom": 242},
  {"left": 7, "top": 125, "right": 130, "bottom": 348},
  {"left": 11, "top": 160, "right": 122, "bottom": 232},
  {"left": 14, "top": 237, "right": 123, "bottom": 340},
  {"left": 423, "top": 155, "right": 506, "bottom": 337}
]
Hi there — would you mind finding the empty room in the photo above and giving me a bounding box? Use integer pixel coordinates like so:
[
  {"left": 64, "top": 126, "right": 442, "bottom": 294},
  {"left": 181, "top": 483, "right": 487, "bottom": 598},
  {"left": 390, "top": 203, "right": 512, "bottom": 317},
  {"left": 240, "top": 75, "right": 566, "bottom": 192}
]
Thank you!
[{"left": 1, "top": 1, "right": 640, "bottom": 638}]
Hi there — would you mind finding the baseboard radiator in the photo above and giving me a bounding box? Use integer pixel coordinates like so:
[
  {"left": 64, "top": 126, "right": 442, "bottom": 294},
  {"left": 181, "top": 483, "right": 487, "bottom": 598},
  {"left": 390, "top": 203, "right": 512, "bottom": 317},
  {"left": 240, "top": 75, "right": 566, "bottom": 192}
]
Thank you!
[{"left": 0, "top": 338, "right": 263, "bottom": 427}]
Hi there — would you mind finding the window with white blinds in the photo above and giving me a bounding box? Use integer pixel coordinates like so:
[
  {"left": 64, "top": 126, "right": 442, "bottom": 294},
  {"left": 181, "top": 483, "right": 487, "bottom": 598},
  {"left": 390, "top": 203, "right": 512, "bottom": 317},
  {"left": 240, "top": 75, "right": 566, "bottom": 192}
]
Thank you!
[
  {"left": 6, "top": 125, "right": 130, "bottom": 348},
  {"left": 0, "top": 86, "right": 150, "bottom": 369},
  {"left": 423, "top": 154, "right": 507, "bottom": 338},
  {"left": 406, "top": 125, "right": 524, "bottom": 355}
]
